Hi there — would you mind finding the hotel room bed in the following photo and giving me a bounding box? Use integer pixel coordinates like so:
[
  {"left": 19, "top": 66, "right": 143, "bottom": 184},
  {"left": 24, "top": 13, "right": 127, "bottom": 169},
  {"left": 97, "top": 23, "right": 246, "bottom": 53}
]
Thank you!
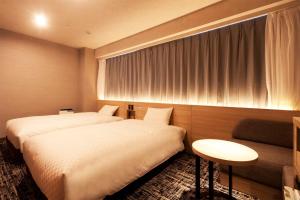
[
  {"left": 23, "top": 119, "right": 186, "bottom": 200},
  {"left": 6, "top": 112, "right": 122, "bottom": 152}
]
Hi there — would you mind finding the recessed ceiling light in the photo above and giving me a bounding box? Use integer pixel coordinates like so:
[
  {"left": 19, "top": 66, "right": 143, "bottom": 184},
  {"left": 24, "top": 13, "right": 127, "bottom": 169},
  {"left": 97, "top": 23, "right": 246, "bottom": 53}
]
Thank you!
[{"left": 34, "top": 13, "right": 48, "bottom": 28}]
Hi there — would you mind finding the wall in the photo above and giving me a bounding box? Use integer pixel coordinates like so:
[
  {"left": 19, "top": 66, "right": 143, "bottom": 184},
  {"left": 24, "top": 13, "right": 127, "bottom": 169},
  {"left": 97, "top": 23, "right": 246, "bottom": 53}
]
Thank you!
[
  {"left": 79, "top": 48, "right": 98, "bottom": 112},
  {"left": 0, "top": 29, "right": 80, "bottom": 137},
  {"left": 95, "top": 0, "right": 300, "bottom": 58}
]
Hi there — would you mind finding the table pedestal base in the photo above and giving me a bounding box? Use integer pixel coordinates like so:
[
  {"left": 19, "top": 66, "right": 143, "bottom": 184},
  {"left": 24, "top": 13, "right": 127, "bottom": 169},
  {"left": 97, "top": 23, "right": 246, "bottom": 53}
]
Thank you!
[{"left": 181, "top": 188, "right": 237, "bottom": 200}]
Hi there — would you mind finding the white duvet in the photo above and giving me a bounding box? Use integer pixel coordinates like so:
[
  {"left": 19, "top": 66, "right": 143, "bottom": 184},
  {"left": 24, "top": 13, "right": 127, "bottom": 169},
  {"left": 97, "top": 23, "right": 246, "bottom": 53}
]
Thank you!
[
  {"left": 23, "top": 120, "right": 186, "bottom": 200},
  {"left": 6, "top": 112, "right": 122, "bottom": 151}
]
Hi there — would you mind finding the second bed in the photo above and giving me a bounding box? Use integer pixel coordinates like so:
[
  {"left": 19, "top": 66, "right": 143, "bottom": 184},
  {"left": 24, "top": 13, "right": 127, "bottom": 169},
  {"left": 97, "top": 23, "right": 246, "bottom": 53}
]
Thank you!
[{"left": 6, "top": 105, "right": 122, "bottom": 152}]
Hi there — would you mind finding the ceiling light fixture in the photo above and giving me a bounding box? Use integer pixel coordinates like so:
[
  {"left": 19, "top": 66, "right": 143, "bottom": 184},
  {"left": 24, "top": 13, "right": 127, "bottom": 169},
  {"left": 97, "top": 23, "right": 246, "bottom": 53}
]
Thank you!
[{"left": 34, "top": 13, "right": 48, "bottom": 28}]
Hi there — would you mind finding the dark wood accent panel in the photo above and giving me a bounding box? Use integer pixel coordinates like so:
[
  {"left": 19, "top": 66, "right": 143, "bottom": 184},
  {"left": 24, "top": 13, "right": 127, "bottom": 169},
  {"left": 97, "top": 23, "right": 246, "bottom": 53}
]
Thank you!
[{"left": 98, "top": 100, "right": 300, "bottom": 151}]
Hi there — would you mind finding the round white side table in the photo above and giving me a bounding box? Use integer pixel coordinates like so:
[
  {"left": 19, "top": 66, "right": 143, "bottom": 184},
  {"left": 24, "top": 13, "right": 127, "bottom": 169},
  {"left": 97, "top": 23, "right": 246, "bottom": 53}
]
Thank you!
[{"left": 190, "top": 139, "right": 258, "bottom": 200}]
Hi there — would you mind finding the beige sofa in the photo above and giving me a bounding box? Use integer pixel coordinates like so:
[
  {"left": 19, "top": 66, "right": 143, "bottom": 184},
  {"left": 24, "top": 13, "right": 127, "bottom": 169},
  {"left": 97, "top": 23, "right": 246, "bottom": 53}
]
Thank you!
[{"left": 222, "top": 119, "right": 293, "bottom": 189}]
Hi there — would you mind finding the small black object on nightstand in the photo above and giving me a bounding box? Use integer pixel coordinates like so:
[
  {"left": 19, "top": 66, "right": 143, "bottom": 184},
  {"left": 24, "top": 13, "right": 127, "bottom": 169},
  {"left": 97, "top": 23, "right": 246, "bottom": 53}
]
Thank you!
[{"left": 127, "top": 104, "right": 135, "bottom": 119}]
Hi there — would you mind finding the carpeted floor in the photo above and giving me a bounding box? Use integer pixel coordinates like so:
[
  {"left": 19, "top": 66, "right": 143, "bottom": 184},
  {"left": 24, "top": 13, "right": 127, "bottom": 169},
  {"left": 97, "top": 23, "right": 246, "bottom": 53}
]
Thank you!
[{"left": 0, "top": 138, "right": 257, "bottom": 200}]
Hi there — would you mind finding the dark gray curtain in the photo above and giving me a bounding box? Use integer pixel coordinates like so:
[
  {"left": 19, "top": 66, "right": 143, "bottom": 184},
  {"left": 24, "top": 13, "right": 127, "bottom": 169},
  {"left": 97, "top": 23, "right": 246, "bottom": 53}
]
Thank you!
[{"left": 105, "top": 16, "right": 267, "bottom": 108}]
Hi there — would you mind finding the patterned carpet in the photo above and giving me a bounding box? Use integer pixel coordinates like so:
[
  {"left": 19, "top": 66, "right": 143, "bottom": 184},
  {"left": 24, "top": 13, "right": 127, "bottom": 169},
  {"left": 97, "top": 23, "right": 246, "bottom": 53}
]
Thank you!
[{"left": 0, "top": 138, "right": 257, "bottom": 200}]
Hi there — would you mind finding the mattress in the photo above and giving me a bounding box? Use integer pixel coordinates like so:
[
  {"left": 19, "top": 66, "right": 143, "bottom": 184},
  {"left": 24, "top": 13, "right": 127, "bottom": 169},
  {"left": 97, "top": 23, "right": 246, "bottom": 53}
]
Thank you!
[
  {"left": 6, "top": 112, "right": 122, "bottom": 151},
  {"left": 23, "top": 119, "right": 186, "bottom": 200}
]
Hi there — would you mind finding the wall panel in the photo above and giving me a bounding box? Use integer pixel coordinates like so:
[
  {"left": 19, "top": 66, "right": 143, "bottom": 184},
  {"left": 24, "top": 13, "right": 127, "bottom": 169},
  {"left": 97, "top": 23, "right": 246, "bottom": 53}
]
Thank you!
[
  {"left": 0, "top": 29, "right": 80, "bottom": 136},
  {"left": 98, "top": 100, "right": 300, "bottom": 151},
  {"left": 79, "top": 48, "right": 98, "bottom": 112}
]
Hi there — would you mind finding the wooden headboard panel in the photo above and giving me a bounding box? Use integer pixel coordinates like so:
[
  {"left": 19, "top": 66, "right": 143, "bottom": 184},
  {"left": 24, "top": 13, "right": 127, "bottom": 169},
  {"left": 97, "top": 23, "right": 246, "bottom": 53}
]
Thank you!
[
  {"left": 98, "top": 100, "right": 191, "bottom": 130},
  {"left": 98, "top": 100, "right": 300, "bottom": 151}
]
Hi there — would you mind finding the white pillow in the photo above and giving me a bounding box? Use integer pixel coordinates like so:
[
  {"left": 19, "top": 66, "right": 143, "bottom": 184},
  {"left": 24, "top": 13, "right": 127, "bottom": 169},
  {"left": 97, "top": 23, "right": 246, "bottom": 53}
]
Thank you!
[
  {"left": 143, "top": 107, "right": 173, "bottom": 125},
  {"left": 98, "top": 105, "right": 119, "bottom": 116}
]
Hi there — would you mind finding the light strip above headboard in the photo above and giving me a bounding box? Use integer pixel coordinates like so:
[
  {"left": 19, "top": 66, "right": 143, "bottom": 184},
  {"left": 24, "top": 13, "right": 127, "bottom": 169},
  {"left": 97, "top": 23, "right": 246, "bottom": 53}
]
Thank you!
[{"left": 97, "top": 98, "right": 293, "bottom": 111}]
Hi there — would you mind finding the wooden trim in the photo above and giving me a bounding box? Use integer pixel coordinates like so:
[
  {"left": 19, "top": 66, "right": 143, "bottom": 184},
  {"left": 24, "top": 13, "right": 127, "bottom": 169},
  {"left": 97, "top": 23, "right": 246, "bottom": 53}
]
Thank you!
[
  {"left": 98, "top": 100, "right": 300, "bottom": 151},
  {"left": 95, "top": 0, "right": 300, "bottom": 59}
]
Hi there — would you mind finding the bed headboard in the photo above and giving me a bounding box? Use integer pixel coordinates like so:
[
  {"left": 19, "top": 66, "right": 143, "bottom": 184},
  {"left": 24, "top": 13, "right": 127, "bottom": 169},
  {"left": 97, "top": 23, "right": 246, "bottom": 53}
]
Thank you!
[
  {"left": 98, "top": 100, "right": 191, "bottom": 130},
  {"left": 98, "top": 100, "right": 300, "bottom": 152}
]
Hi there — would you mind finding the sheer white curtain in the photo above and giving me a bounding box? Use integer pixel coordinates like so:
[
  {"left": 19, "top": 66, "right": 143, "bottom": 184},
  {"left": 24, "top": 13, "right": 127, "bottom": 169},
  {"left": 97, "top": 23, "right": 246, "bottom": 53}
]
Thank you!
[
  {"left": 97, "top": 59, "right": 106, "bottom": 100},
  {"left": 265, "top": 6, "right": 300, "bottom": 110},
  {"left": 103, "top": 17, "right": 268, "bottom": 108}
]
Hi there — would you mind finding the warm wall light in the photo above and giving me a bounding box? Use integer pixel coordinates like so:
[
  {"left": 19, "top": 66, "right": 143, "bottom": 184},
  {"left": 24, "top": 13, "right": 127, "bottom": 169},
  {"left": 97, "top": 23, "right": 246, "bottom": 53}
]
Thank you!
[
  {"left": 97, "top": 97, "right": 294, "bottom": 111},
  {"left": 34, "top": 13, "right": 48, "bottom": 28}
]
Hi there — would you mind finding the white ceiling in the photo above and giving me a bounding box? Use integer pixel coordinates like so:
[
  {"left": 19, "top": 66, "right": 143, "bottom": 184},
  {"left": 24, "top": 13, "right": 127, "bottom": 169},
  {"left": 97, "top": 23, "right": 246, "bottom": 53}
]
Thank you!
[{"left": 0, "top": 0, "right": 221, "bottom": 48}]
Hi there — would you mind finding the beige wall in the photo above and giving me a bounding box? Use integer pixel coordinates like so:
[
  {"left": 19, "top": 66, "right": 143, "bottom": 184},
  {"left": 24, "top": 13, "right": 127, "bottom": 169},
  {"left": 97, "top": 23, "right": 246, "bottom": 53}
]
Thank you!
[
  {"left": 95, "top": 0, "right": 299, "bottom": 58},
  {"left": 79, "top": 48, "right": 98, "bottom": 112},
  {"left": 0, "top": 29, "right": 81, "bottom": 137}
]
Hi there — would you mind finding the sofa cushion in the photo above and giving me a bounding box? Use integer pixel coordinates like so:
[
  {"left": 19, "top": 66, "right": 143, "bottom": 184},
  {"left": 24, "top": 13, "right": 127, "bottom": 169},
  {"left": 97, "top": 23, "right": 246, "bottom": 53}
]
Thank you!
[
  {"left": 221, "top": 139, "right": 292, "bottom": 188},
  {"left": 232, "top": 119, "right": 293, "bottom": 148}
]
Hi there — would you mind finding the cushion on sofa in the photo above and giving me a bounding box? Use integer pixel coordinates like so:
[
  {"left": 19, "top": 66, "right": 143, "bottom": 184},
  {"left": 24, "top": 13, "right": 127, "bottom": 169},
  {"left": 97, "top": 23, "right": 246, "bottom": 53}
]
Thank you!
[
  {"left": 221, "top": 138, "right": 292, "bottom": 188},
  {"left": 232, "top": 119, "right": 293, "bottom": 148}
]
